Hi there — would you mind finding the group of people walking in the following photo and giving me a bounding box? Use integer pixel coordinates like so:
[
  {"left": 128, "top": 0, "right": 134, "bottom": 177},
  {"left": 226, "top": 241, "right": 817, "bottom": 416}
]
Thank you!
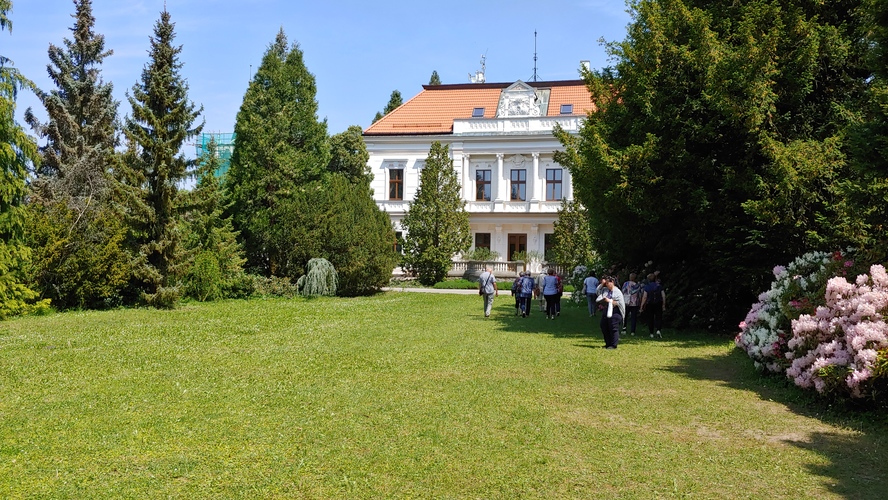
[{"left": 478, "top": 267, "right": 666, "bottom": 349}]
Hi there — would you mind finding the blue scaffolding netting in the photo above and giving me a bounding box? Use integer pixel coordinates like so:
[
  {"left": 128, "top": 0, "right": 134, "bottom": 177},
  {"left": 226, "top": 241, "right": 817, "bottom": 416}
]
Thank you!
[{"left": 196, "top": 133, "right": 235, "bottom": 177}]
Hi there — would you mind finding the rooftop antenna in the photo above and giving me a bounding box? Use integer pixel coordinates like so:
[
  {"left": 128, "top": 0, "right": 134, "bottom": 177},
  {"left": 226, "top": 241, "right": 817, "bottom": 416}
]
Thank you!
[
  {"left": 468, "top": 52, "right": 487, "bottom": 83},
  {"left": 530, "top": 30, "right": 539, "bottom": 82}
]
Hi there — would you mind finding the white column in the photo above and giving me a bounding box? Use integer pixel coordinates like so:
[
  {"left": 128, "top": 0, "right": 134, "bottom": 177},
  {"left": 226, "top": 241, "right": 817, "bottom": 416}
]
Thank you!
[
  {"left": 495, "top": 225, "right": 504, "bottom": 259},
  {"left": 496, "top": 153, "right": 506, "bottom": 203},
  {"left": 530, "top": 223, "right": 540, "bottom": 272},
  {"left": 564, "top": 167, "right": 573, "bottom": 201},
  {"left": 462, "top": 153, "right": 470, "bottom": 201},
  {"left": 531, "top": 152, "right": 540, "bottom": 202}
]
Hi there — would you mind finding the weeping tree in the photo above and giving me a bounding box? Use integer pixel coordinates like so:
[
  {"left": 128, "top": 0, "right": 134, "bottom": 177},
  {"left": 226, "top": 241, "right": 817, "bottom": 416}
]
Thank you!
[{"left": 297, "top": 258, "right": 338, "bottom": 297}]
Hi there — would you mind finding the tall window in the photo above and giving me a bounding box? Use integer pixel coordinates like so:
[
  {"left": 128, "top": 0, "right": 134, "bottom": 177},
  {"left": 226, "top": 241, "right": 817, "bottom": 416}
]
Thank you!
[
  {"left": 475, "top": 232, "right": 491, "bottom": 250},
  {"left": 394, "top": 231, "right": 403, "bottom": 254},
  {"left": 546, "top": 168, "right": 562, "bottom": 201},
  {"left": 510, "top": 169, "right": 526, "bottom": 201},
  {"left": 544, "top": 233, "right": 554, "bottom": 261},
  {"left": 389, "top": 169, "right": 404, "bottom": 200},
  {"left": 475, "top": 169, "right": 491, "bottom": 201}
]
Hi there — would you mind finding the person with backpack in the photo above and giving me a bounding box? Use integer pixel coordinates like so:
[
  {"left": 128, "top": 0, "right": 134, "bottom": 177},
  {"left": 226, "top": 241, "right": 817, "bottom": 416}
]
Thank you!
[
  {"left": 478, "top": 267, "right": 498, "bottom": 318},
  {"left": 511, "top": 274, "right": 522, "bottom": 316},
  {"left": 640, "top": 272, "right": 666, "bottom": 338},
  {"left": 518, "top": 271, "right": 536, "bottom": 317}
]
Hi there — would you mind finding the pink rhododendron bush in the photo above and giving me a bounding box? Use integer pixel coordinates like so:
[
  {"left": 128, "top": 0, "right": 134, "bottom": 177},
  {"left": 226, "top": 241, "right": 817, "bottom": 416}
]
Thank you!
[{"left": 736, "top": 251, "right": 888, "bottom": 401}]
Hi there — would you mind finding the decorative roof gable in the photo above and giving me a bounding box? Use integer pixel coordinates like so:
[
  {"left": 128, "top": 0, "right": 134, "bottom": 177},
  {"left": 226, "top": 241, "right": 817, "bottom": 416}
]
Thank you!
[{"left": 495, "top": 80, "right": 549, "bottom": 118}]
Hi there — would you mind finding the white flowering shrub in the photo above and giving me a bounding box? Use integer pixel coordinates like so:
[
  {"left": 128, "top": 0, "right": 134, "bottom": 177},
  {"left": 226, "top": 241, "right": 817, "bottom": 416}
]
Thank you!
[
  {"left": 735, "top": 251, "right": 833, "bottom": 373},
  {"left": 568, "top": 265, "right": 588, "bottom": 306}
]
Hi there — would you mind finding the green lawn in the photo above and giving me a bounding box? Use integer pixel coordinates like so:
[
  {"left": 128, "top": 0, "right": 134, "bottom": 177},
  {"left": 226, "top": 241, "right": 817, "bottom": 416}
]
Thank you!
[{"left": 1, "top": 293, "right": 885, "bottom": 498}]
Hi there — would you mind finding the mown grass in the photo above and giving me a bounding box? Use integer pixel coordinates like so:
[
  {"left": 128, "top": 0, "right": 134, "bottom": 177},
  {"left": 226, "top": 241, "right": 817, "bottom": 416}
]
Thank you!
[{"left": 1, "top": 293, "right": 886, "bottom": 498}]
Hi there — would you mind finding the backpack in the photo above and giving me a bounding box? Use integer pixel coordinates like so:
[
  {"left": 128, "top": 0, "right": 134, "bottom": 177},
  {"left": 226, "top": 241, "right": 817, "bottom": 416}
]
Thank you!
[{"left": 646, "top": 282, "right": 663, "bottom": 304}]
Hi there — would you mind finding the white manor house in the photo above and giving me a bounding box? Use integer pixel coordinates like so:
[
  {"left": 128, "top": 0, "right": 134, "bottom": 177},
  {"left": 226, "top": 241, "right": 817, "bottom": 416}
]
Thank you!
[{"left": 363, "top": 78, "right": 593, "bottom": 274}]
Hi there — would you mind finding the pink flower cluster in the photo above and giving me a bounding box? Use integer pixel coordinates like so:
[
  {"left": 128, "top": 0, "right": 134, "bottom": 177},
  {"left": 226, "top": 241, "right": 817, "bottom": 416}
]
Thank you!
[{"left": 786, "top": 265, "right": 888, "bottom": 398}]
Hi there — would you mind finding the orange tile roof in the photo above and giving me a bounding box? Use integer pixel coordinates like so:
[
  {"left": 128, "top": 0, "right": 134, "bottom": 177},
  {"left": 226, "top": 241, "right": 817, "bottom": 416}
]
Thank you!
[{"left": 364, "top": 80, "right": 593, "bottom": 136}]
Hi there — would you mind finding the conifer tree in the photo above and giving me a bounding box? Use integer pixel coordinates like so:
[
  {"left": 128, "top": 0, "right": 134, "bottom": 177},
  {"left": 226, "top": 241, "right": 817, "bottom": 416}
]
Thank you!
[
  {"left": 225, "top": 28, "right": 329, "bottom": 275},
  {"left": 21, "top": 0, "right": 131, "bottom": 310},
  {"left": 327, "top": 124, "right": 370, "bottom": 186},
  {"left": 551, "top": 199, "right": 595, "bottom": 271},
  {"left": 0, "top": 1, "right": 50, "bottom": 318},
  {"left": 180, "top": 137, "right": 245, "bottom": 300},
  {"left": 428, "top": 70, "right": 441, "bottom": 85},
  {"left": 25, "top": 0, "right": 117, "bottom": 205},
  {"left": 371, "top": 90, "right": 403, "bottom": 123},
  {"left": 401, "top": 141, "right": 470, "bottom": 285},
  {"left": 556, "top": 0, "right": 869, "bottom": 327},
  {"left": 123, "top": 8, "right": 203, "bottom": 306}
]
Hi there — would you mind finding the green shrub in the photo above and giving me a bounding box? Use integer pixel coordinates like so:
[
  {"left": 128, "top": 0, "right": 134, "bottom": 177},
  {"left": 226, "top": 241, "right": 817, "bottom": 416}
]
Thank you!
[
  {"left": 250, "top": 275, "right": 300, "bottom": 298},
  {"left": 433, "top": 279, "right": 480, "bottom": 290},
  {"left": 186, "top": 251, "right": 222, "bottom": 302}
]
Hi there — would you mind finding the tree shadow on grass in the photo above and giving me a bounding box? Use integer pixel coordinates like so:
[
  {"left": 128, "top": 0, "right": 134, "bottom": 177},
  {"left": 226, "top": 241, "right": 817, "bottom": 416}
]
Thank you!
[{"left": 663, "top": 346, "right": 888, "bottom": 499}]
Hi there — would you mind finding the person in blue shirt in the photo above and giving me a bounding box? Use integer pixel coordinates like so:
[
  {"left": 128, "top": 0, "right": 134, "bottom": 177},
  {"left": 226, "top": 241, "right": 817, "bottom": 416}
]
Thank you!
[
  {"left": 541, "top": 268, "right": 560, "bottom": 319},
  {"left": 582, "top": 270, "right": 600, "bottom": 317}
]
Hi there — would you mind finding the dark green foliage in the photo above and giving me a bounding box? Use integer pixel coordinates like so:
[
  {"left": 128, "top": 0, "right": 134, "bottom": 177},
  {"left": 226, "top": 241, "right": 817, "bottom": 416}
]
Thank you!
[
  {"left": 556, "top": 0, "right": 869, "bottom": 327},
  {"left": 428, "top": 70, "right": 441, "bottom": 86},
  {"left": 372, "top": 90, "right": 403, "bottom": 123},
  {"left": 401, "top": 141, "right": 471, "bottom": 285},
  {"left": 225, "top": 28, "right": 330, "bottom": 275},
  {"left": 123, "top": 8, "right": 203, "bottom": 305},
  {"left": 267, "top": 174, "right": 397, "bottom": 296},
  {"left": 550, "top": 199, "right": 595, "bottom": 270},
  {"left": 843, "top": 0, "right": 888, "bottom": 254},
  {"left": 23, "top": 201, "right": 131, "bottom": 309},
  {"left": 0, "top": 1, "right": 50, "bottom": 319},
  {"left": 327, "top": 125, "right": 370, "bottom": 185},
  {"left": 180, "top": 138, "right": 245, "bottom": 301}
]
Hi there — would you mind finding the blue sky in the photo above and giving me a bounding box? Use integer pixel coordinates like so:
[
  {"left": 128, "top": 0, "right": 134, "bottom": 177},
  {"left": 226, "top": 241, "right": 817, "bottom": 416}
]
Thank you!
[{"left": 7, "top": 0, "right": 631, "bottom": 153}]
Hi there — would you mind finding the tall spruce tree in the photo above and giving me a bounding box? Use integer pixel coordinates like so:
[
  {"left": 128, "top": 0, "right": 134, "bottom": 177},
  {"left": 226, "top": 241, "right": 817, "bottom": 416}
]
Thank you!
[
  {"left": 428, "top": 70, "right": 441, "bottom": 85},
  {"left": 401, "top": 141, "right": 470, "bottom": 285},
  {"left": 124, "top": 8, "right": 203, "bottom": 306},
  {"left": 21, "top": 0, "right": 131, "bottom": 310},
  {"left": 0, "top": 1, "right": 49, "bottom": 318},
  {"left": 24, "top": 0, "right": 117, "bottom": 204},
  {"left": 225, "top": 28, "right": 330, "bottom": 275},
  {"left": 555, "top": 0, "right": 869, "bottom": 327}
]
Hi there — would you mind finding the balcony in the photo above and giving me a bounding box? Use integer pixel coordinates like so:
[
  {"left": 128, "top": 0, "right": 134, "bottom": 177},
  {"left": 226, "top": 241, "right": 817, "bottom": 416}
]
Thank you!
[
  {"left": 465, "top": 200, "right": 562, "bottom": 213},
  {"left": 452, "top": 115, "right": 582, "bottom": 136}
]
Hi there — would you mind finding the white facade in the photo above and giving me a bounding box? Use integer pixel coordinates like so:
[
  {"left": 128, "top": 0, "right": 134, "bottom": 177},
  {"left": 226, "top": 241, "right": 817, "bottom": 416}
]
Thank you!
[{"left": 367, "top": 118, "right": 578, "bottom": 265}]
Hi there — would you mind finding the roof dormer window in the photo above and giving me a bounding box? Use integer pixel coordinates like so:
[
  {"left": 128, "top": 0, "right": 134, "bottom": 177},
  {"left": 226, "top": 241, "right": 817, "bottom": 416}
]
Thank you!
[
  {"left": 472, "top": 107, "right": 485, "bottom": 118},
  {"left": 560, "top": 104, "right": 573, "bottom": 115}
]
